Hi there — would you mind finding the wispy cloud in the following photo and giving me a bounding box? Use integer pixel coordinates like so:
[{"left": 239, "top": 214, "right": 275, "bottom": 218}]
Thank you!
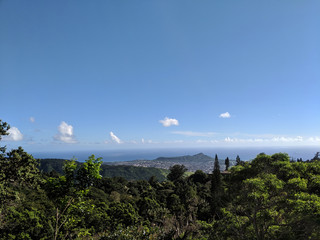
[
  {"left": 308, "top": 137, "right": 320, "bottom": 142},
  {"left": 29, "top": 117, "right": 35, "bottom": 123},
  {"left": 3, "top": 127, "right": 23, "bottom": 141},
  {"left": 164, "top": 140, "right": 184, "bottom": 144},
  {"left": 196, "top": 139, "right": 209, "bottom": 143},
  {"left": 54, "top": 121, "right": 77, "bottom": 143},
  {"left": 172, "top": 131, "right": 217, "bottom": 137},
  {"left": 224, "top": 137, "right": 262, "bottom": 143},
  {"left": 159, "top": 117, "right": 179, "bottom": 127},
  {"left": 103, "top": 134, "right": 320, "bottom": 147},
  {"left": 224, "top": 136, "right": 305, "bottom": 143},
  {"left": 219, "top": 112, "right": 231, "bottom": 118},
  {"left": 110, "top": 132, "right": 122, "bottom": 144},
  {"left": 140, "top": 138, "right": 155, "bottom": 144}
]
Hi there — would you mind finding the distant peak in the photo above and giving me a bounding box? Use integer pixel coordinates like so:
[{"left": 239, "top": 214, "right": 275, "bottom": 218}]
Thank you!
[
  {"left": 194, "top": 153, "right": 205, "bottom": 156},
  {"left": 192, "top": 153, "right": 213, "bottom": 160}
]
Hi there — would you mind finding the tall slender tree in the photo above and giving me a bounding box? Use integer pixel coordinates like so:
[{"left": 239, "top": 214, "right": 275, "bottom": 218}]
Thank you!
[
  {"left": 211, "top": 154, "right": 221, "bottom": 193},
  {"left": 236, "top": 155, "right": 241, "bottom": 166},
  {"left": 225, "top": 157, "right": 230, "bottom": 171},
  {"left": 211, "top": 154, "right": 222, "bottom": 218}
]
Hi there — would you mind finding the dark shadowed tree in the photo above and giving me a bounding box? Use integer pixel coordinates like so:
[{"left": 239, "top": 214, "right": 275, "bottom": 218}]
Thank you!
[
  {"left": 148, "top": 175, "right": 158, "bottom": 187},
  {"left": 236, "top": 155, "right": 241, "bottom": 166},
  {"left": 211, "top": 154, "right": 222, "bottom": 218},
  {"left": 211, "top": 154, "right": 221, "bottom": 193},
  {"left": 167, "top": 165, "right": 187, "bottom": 182},
  {"left": 225, "top": 157, "right": 230, "bottom": 171},
  {"left": 189, "top": 170, "right": 208, "bottom": 184}
]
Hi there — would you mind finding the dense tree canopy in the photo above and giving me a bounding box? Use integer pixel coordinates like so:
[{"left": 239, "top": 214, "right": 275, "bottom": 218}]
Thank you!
[{"left": 1, "top": 120, "right": 320, "bottom": 239}]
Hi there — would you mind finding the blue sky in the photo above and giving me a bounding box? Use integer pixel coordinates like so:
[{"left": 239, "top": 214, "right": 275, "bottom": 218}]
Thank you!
[{"left": 1, "top": 0, "right": 319, "bottom": 152}]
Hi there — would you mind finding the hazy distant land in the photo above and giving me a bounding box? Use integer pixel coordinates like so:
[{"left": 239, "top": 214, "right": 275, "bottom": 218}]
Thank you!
[{"left": 106, "top": 153, "right": 236, "bottom": 173}]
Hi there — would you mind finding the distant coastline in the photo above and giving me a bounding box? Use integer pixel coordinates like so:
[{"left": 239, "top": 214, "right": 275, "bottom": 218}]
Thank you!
[{"left": 31, "top": 146, "right": 319, "bottom": 162}]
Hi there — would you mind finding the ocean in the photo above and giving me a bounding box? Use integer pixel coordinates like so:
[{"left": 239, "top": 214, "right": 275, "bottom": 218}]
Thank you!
[{"left": 31, "top": 146, "right": 319, "bottom": 162}]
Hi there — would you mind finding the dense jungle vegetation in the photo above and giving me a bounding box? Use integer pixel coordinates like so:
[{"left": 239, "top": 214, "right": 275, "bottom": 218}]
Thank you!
[{"left": 1, "top": 119, "right": 320, "bottom": 240}]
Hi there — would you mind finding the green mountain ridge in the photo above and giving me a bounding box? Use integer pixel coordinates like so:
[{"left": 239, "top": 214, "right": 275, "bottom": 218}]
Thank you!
[
  {"left": 39, "top": 158, "right": 169, "bottom": 181},
  {"left": 155, "top": 153, "right": 214, "bottom": 162},
  {"left": 39, "top": 153, "right": 236, "bottom": 180}
]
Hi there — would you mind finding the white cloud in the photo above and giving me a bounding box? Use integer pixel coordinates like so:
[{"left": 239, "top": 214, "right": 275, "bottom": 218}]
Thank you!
[
  {"left": 219, "top": 112, "right": 231, "bottom": 118},
  {"left": 172, "top": 131, "right": 217, "bottom": 137},
  {"left": 141, "top": 138, "right": 155, "bottom": 144},
  {"left": 271, "top": 136, "right": 303, "bottom": 142},
  {"left": 110, "top": 132, "right": 122, "bottom": 144},
  {"left": 224, "top": 137, "right": 237, "bottom": 142},
  {"left": 308, "top": 137, "right": 320, "bottom": 142},
  {"left": 54, "top": 121, "right": 77, "bottom": 143},
  {"left": 3, "top": 127, "right": 23, "bottom": 141},
  {"left": 159, "top": 117, "right": 179, "bottom": 127},
  {"left": 29, "top": 117, "right": 35, "bottom": 123}
]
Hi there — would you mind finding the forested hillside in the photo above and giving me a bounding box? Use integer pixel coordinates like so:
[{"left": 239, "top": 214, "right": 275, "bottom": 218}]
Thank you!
[
  {"left": 40, "top": 158, "right": 169, "bottom": 181},
  {"left": 1, "top": 120, "right": 320, "bottom": 239}
]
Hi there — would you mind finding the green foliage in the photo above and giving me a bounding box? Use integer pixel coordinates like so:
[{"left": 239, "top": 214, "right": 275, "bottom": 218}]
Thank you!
[
  {"left": 99, "top": 225, "right": 161, "bottom": 240},
  {"left": 39, "top": 158, "right": 66, "bottom": 175},
  {"left": 101, "top": 165, "right": 169, "bottom": 181},
  {"left": 236, "top": 154, "right": 241, "bottom": 166},
  {"left": 211, "top": 154, "right": 221, "bottom": 197},
  {"left": 63, "top": 158, "right": 77, "bottom": 189},
  {"left": 189, "top": 170, "right": 208, "bottom": 184},
  {"left": 0, "top": 119, "right": 10, "bottom": 155},
  {"left": 2, "top": 206, "right": 47, "bottom": 240},
  {"left": 0, "top": 120, "right": 10, "bottom": 139},
  {"left": 0, "top": 147, "right": 41, "bottom": 188},
  {"left": 39, "top": 158, "right": 169, "bottom": 181},
  {"left": 76, "top": 155, "right": 102, "bottom": 189},
  {"left": 167, "top": 164, "right": 188, "bottom": 182},
  {"left": 211, "top": 152, "right": 320, "bottom": 240},
  {"left": 108, "top": 202, "right": 139, "bottom": 229},
  {"left": 1, "top": 125, "right": 320, "bottom": 240},
  {"left": 0, "top": 146, "right": 42, "bottom": 209}
]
